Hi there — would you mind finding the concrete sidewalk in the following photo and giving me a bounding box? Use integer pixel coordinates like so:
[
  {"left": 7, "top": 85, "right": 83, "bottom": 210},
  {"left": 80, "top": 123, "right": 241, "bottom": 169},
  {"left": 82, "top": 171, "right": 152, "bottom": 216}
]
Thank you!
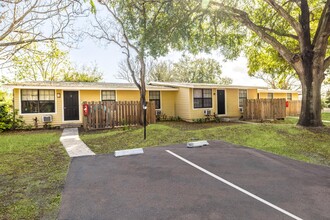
[{"left": 60, "top": 128, "right": 95, "bottom": 157}]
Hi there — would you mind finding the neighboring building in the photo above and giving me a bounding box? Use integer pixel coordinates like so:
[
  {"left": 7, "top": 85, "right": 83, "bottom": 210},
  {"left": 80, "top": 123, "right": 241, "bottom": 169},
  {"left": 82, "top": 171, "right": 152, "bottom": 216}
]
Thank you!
[
  {"left": 3, "top": 81, "right": 177, "bottom": 126},
  {"left": 3, "top": 81, "right": 299, "bottom": 126},
  {"left": 148, "top": 82, "right": 266, "bottom": 121},
  {"left": 257, "top": 89, "right": 299, "bottom": 100}
]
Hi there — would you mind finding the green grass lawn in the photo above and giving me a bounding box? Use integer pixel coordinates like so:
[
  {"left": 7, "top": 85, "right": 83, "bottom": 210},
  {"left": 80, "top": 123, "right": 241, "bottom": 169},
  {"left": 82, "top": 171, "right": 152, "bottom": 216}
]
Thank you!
[
  {"left": 0, "top": 130, "right": 69, "bottom": 220},
  {"left": 81, "top": 121, "right": 330, "bottom": 166},
  {"left": 322, "top": 112, "right": 330, "bottom": 121}
]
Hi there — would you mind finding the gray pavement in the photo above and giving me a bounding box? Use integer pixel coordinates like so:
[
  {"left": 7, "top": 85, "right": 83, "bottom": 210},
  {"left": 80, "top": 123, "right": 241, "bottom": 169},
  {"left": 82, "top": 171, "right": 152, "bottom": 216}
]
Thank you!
[
  {"left": 60, "top": 128, "right": 95, "bottom": 157},
  {"left": 58, "top": 141, "right": 330, "bottom": 220}
]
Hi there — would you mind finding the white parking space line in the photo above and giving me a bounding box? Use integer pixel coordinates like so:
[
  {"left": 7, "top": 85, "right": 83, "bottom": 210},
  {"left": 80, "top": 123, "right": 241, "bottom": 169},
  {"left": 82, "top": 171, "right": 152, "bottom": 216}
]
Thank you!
[{"left": 166, "top": 150, "right": 303, "bottom": 220}]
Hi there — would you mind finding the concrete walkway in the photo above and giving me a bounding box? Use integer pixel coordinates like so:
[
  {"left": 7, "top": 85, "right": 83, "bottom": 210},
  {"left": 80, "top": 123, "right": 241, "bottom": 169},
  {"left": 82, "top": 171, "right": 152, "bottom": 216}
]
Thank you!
[{"left": 60, "top": 128, "right": 95, "bottom": 157}]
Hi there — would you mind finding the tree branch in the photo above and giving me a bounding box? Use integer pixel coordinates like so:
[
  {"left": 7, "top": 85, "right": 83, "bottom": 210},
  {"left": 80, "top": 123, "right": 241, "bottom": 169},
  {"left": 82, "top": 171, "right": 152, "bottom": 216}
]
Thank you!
[
  {"left": 312, "top": 0, "right": 330, "bottom": 47},
  {"left": 125, "top": 48, "right": 141, "bottom": 90},
  {"left": 0, "top": 37, "right": 59, "bottom": 47},
  {"left": 209, "top": 1, "right": 302, "bottom": 74},
  {"left": 98, "top": 0, "right": 140, "bottom": 55},
  {"left": 258, "top": 26, "right": 298, "bottom": 40},
  {"left": 263, "top": 0, "right": 302, "bottom": 35}
]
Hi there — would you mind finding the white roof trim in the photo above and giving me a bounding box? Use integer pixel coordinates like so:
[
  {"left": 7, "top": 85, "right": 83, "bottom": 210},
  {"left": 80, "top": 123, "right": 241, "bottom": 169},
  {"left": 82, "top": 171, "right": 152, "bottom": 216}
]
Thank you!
[
  {"left": 3, "top": 85, "right": 178, "bottom": 91},
  {"left": 149, "top": 82, "right": 268, "bottom": 90}
]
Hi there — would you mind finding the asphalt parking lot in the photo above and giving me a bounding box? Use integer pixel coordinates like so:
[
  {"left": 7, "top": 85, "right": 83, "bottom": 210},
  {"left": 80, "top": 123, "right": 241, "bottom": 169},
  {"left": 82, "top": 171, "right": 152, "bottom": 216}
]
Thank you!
[{"left": 58, "top": 141, "right": 330, "bottom": 220}]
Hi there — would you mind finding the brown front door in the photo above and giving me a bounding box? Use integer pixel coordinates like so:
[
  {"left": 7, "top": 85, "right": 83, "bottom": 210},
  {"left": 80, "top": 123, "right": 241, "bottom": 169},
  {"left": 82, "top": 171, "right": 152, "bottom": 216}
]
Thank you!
[{"left": 64, "top": 91, "right": 79, "bottom": 121}]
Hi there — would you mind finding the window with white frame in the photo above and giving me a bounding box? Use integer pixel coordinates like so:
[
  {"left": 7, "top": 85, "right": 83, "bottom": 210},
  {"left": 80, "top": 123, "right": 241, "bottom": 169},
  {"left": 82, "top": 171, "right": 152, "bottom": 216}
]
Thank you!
[
  {"left": 193, "top": 89, "right": 212, "bottom": 108},
  {"left": 239, "top": 89, "right": 247, "bottom": 108},
  {"left": 21, "top": 89, "right": 55, "bottom": 113},
  {"left": 267, "top": 93, "right": 273, "bottom": 99},
  {"left": 287, "top": 93, "right": 292, "bottom": 100},
  {"left": 101, "top": 90, "right": 116, "bottom": 101},
  {"left": 149, "top": 91, "right": 161, "bottom": 109}
]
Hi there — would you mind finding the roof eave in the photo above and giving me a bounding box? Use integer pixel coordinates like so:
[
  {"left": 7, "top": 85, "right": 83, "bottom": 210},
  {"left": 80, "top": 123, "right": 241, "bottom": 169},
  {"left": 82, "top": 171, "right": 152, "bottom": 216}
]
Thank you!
[{"left": 3, "top": 84, "right": 178, "bottom": 91}]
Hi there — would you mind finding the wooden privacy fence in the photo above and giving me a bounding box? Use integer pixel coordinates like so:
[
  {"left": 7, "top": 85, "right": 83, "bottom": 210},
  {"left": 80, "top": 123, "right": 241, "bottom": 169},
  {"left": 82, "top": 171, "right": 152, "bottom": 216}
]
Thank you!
[
  {"left": 83, "top": 101, "right": 156, "bottom": 130},
  {"left": 243, "top": 99, "right": 286, "bottom": 120},
  {"left": 286, "top": 100, "right": 301, "bottom": 116}
]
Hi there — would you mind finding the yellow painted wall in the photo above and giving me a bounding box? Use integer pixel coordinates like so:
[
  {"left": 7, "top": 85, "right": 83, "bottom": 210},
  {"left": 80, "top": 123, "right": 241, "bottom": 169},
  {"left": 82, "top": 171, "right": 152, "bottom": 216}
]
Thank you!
[
  {"left": 159, "top": 91, "right": 176, "bottom": 117},
  {"left": 13, "top": 88, "right": 64, "bottom": 126},
  {"left": 292, "top": 93, "right": 298, "bottom": 100},
  {"left": 179, "top": 88, "right": 261, "bottom": 121},
  {"left": 175, "top": 88, "right": 192, "bottom": 121},
  {"left": 117, "top": 90, "right": 140, "bottom": 101},
  {"left": 190, "top": 88, "right": 217, "bottom": 120},
  {"left": 226, "top": 89, "right": 240, "bottom": 117},
  {"left": 274, "top": 93, "right": 287, "bottom": 99},
  {"left": 80, "top": 90, "right": 100, "bottom": 102},
  {"left": 15, "top": 87, "right": 300, "bottom": 125},
  {"left": 258, "top": 92, "right": 299, "bottom": 100},
  {"left": 247, "top": 89, "right": 258, "bottom": 99},
  {"left": 258, "top": 93, "right": 268, "bottom": 99}
]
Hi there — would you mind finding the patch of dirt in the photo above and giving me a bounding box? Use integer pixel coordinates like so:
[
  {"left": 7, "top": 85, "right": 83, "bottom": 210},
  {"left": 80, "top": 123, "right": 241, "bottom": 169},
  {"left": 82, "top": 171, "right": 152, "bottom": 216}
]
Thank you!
[{"left": 305, "top": 126, "right": 330, "bottom": 135}]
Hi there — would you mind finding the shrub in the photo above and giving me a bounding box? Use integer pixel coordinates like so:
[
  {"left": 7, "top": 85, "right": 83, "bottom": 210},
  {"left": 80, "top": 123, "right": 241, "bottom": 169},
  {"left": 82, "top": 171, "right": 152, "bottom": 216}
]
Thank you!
[
  {"left": 192, "top": 118, "right": 206, "bottom": 123},
  {"left": 0, "top": 103, "right": 25, "bottom": 132}
]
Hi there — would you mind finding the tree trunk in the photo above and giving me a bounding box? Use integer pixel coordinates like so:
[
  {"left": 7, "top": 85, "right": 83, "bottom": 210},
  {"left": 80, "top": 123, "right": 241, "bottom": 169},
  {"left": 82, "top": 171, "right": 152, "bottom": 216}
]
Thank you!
[
  {"left": 297, "top": 67, "right": 323, "bottom": 127},
  {"left": 139, "top": 55, "right": 147, "bottom": 125},
  {"left": 139, "top": 88, "right": 146, "bottom": 125}
]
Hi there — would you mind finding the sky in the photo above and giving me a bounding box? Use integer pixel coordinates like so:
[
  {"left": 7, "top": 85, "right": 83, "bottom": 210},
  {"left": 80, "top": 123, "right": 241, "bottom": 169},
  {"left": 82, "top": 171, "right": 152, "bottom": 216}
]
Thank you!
[
  {"left": 69, "top": 37, "right": 267, "bottom": 87},
  {"left": 68, "top": 3, "right": 267, "bottom": 87}
]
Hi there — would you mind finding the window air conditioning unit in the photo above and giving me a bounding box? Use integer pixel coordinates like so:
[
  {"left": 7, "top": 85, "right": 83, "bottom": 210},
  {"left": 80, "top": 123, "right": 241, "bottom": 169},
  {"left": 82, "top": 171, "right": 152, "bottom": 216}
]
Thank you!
[
  {"left": 239, "top": 107, "right": 244, "bottom": 113},
  {"left": 203, "top": 109, "right": 211, "bottom": 116},
  {"left": 42, "top": 115, "right": 53, "bottom": 123},
  {"left": 155, "top": 110, "right": 162, "bottom": 116}
]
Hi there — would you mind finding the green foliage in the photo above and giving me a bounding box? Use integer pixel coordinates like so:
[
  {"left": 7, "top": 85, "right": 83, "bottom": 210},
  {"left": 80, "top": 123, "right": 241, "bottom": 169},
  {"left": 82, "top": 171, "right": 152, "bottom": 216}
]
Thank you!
[
  {"left": 192, "top": 118, "right": 206, "bottom": 123},
  {"left": 149, "top": 61, "right": 174, "bottom": 82},
  {"left": 0, "top": 103, "right": 12, "bottom": 131},
  {"left": 63, "top": 65, "right": 103, "bottom": 82},
  {"left": 168, "top": 116, "right": 181, "bottom": 121},
  {"left": 0, "top": 92, "right": 25, "bottom": 132},
  {"left": 322, "top": 113, "right": 330, "bottom": 121},
  {"left": 150, "top": 56, "right": 232, "bottom": 84},
  {"left": 8, "top": 40, "right": 103, "bottom": 83},
  {"left": 245, "top": 43, "right": 300, "bottom": 89},
  {"left": 214, "top": 115, "right": 221, "bottom": 123},
  {"left": 156, "top": 113, "right": 181, "bottom": 122},
  {"left": 0, "top": 104, "right": 25, "bottom": 132},
  {"left": 0, "top": 90, "right": 7, "bottom": 102},
  {"left": 325, "top": 90, "right": 330, "bottom": 108},
  {"left": 10, "top": 41, "right": 69, "bottom": 82}
]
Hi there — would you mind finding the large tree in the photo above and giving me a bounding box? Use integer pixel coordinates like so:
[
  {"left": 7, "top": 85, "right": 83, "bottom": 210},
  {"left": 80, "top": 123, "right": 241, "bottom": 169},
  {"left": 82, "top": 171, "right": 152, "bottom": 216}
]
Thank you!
[
  {"left": 246, "top": 44, "right": 300, "bottom": 90},
  {"left": 149, "top": 56, "right": 232, "bottom": 84},
  {"left": 3, "top": 41, "right": 102, "bottom": 83},
  {"left": 88, "top": 0, "right": 193, "bottom": 124},
  {"left": 0, "top": 0, "right": 84, "bottom": 68},
  {"left": 193, "top": 0, "right": 330, "bottom": 127},
  {"left": 9, "top": 41, "right": 69, "bottom": 81}
]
